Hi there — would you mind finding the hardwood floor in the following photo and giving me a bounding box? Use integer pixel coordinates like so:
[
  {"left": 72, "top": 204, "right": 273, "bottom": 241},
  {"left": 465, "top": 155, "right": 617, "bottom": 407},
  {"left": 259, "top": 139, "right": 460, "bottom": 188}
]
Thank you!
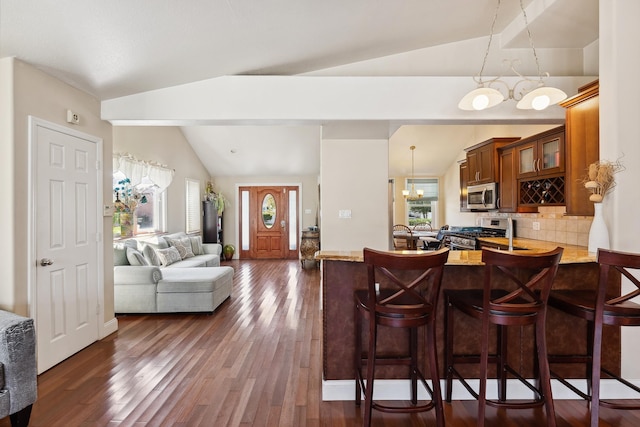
[{"left": 5, "top": 259, "right": 640, "bottom": 426}]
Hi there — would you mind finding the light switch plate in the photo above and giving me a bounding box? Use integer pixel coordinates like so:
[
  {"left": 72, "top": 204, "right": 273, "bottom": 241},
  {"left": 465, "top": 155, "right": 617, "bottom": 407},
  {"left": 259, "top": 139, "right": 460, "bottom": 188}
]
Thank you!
[{"left": 103, "top": 204, "right": 114, "bottom": 216}]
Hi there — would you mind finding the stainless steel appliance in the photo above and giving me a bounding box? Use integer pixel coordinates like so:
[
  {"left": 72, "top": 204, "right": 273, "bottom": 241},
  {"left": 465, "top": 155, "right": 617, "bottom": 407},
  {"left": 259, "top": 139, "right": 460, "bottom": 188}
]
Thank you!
[
  {"left": 467, "top": 182, "right": 497, "bottom": 211},
  {"left": 445, "top": 218, "right": 514, "bottom": 250}
]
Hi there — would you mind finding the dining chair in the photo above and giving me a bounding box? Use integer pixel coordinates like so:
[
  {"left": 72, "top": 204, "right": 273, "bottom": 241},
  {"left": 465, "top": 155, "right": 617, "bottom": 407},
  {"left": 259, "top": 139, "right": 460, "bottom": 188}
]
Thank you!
[
  {"left": 354, "top": 247, "right": 450, "bottom": 427},
  {"left": 392, "top": 224, "right": 413, "bottom": 250},
  {"left": 444, "top": 247, "right": 564, "bottom": 427},
  {"left": 547, "top": 248, "right": 640, "bottom": 427},
  {"left": 421, "top": 225, "right": 449, "bottom": 251}
]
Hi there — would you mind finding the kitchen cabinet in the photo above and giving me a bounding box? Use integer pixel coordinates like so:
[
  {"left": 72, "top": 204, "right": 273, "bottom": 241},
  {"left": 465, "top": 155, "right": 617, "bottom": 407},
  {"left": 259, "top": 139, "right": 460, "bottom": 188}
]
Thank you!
[
  {"left": 465, "top": 137, "right": 520, "bottom": 186},
  {"left": 514, "top": 126, "right": 565, "bottom": 180},
  {"left": 459, "top": 160, "right": 469, "bottom": 211},
  {"left": 560, "top": 80, "right": 599, "bottom": 216},
  {"left": 498, "top": 146, "right": 517, "bottom": 212}
]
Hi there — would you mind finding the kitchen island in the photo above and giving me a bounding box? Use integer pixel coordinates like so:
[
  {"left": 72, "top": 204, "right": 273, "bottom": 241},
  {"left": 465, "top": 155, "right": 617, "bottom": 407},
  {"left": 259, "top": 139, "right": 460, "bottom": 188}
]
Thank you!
[{"left": 316, "top": 240, "right": 619, "bottom": 384}]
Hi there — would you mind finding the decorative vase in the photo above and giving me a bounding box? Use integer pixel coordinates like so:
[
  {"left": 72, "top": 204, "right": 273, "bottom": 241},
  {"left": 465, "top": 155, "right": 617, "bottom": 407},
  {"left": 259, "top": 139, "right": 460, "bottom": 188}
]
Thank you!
[
  {"left": 588, "top": 202, "right": 610, "bottom": 254},
  {"left": 119, "top": 212, "right": 134, "bottom": 238},
  {"left": 223, "top": 244, "right": 235, "bottom": 261}
]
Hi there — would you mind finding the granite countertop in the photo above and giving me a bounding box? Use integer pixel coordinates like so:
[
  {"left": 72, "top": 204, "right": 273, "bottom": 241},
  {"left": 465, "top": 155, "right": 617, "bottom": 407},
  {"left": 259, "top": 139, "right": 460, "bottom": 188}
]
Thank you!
[{"left": 315, "top": 237, "right": 595, "bottom": 265}]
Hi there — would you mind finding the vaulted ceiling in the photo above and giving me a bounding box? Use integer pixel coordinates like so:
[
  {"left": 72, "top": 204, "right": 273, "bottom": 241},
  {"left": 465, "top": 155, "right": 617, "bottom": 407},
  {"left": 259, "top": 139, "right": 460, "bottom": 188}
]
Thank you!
[{"left": 1, "top": 0, "right": 599, "bottom": 177}]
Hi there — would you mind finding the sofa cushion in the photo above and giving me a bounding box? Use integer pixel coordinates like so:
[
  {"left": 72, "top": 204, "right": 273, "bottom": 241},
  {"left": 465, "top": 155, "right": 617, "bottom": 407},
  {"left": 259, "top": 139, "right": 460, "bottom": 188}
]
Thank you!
[
  {"left": 158, "top": 267, "right": 234, "bottom": 293},
  {"left": 167, "top": 237, "right": 195, "bottom": 259},
  {"left": 126, "top": 247, "right": 149, "bottom": 266},
  {"left": 190, "top": 236, "right": 204, "bottom": 255},
  {"left": 142, "top": 244, "right": 161, "bottom": 266},
  {"left": 156, "top": 246, "right": 182, "bottom": 267}
]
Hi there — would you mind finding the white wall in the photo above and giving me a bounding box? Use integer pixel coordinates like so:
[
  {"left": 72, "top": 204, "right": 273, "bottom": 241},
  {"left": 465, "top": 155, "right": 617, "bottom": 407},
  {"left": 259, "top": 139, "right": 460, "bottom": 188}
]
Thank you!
[
  {"left": 599, "top": 0, "right": 640, "bottom": 378},
  {"left": 112, "top": 126, "right": 210, "bottom": 234},
  {"left": 0, "top": 58, "right": 114, "bottom": 319},
  {"left": 320, "top": 139, "right": 389, "bottom": 251}
]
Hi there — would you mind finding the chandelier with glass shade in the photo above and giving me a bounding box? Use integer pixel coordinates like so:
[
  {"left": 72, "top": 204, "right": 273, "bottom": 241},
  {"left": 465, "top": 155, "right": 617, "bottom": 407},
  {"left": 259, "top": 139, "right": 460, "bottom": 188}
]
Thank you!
[
  {"left": 458, "top": 0, "right": 567, "bottom": 111},
  {"left": 402, "top": 145, "right": 424, "bottom": 200}
]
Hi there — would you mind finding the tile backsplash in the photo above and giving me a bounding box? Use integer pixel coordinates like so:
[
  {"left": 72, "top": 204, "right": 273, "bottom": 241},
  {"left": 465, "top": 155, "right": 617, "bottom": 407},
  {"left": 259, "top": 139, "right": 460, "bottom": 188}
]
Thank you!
[{"left": 478, "top": 206, "right": 593, "bottom": 247}]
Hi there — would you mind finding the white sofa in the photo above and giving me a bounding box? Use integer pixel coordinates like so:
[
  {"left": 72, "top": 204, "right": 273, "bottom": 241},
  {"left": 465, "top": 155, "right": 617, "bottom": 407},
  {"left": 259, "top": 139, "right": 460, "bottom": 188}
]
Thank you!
[{"left": 114, "top": 232, "right": 233, "bottom": 313}]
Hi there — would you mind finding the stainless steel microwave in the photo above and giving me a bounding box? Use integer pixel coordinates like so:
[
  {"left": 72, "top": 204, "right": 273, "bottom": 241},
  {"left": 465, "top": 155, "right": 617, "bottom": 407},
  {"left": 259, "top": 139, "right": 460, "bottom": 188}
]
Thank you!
[{"left": 467, "top": 182, "right": 497, "bottom": 210}]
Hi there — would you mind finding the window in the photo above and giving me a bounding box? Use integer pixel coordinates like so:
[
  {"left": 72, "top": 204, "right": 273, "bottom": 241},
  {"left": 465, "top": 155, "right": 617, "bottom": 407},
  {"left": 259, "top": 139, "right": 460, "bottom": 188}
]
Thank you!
[
  {"left": 113, "top": 171, "right": 167, "bottom": 237},
  {"left": 406, "top": 178, "right": 439, "bottom": 227},
  {"left": 113, "top": 154, "right": 173, "bottom": 239},
  {"left": 185, "top": 178, "right": 201, "bottom": 234}
]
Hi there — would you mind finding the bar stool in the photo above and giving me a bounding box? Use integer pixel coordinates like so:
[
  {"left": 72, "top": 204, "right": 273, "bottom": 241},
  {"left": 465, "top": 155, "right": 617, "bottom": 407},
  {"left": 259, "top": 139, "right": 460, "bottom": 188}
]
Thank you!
[
  {"left": 548, "top": 248, "right": 640, "bottom": 427},
  {"left": 354, "top": 247, "right": 449, "bottom": 427},
  {"left": 444, "top": 247, "right": 564, "bottom": 427}
]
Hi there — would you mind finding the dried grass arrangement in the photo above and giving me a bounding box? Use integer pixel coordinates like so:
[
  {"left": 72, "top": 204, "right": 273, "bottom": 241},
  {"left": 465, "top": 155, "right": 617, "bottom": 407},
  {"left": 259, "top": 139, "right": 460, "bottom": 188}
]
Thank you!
[{"left": 583, "top": 159, "right": 624, "bottom": 202}]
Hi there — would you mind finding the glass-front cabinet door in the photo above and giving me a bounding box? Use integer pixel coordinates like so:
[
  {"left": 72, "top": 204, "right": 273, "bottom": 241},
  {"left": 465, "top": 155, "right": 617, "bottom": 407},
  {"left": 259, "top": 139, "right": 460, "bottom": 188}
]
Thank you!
[{"left": 516, "top": 131, "right": 565, "bottom": 179}]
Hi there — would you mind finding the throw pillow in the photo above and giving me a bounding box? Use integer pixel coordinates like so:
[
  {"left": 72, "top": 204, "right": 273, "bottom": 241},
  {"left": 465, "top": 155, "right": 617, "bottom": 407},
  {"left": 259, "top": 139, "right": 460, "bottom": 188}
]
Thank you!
[
  {"left": 113, "top": 245, "right": 129, "bottom": 266},
  {"left": 114, "top": 240, "right": 137, "bottom": 265},
  {"left": 189, "top": 236, "right": 204, "bottom": 255},
  {"left": 155, "top": 246, "right": 182, "bottom": 267},
  {"left": 126, "top": 247, "right": 149, "bottom": 266},
  {"left": 167, "top": 237, "right": 195, "bottom": 259},
  {"left": 142, "top": 244, "right": 161, "bottom": 266}
]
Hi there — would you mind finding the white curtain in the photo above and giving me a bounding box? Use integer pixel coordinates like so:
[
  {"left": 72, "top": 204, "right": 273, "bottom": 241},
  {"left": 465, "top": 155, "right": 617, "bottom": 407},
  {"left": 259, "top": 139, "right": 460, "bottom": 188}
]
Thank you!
[{"left": 113, "top": 153, "right": 174, "bottom": 191}]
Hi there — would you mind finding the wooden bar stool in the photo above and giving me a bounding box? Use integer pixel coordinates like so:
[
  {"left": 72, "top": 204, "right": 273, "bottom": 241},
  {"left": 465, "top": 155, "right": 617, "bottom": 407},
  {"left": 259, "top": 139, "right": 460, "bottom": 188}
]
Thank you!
[
  {"left": 444, "top": 247, "right": 564, "bottom": 427},
  {"left": 548, "top": 248, "right": 640, "bottom": 427},
  {"left": 354, "top": 247, "right": 449, "bottom": 427}
]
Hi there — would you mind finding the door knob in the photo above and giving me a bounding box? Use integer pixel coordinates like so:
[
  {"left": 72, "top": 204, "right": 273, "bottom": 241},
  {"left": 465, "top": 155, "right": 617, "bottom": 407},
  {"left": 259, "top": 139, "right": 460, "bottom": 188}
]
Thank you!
[
  {"left": 281, "top": 220, "right": 286, "bottom": 228},
  {"left": 40, "top": 258, "right": 54, "bottom": 266}
]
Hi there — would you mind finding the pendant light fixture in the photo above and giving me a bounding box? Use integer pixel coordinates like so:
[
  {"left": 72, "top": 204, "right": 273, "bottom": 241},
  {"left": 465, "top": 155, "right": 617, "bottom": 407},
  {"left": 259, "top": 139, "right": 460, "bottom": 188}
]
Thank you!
[
  {"left": 402, "top": 145, "right": 424, "bottom": 200},
  {"left": 458, "top": 0, "right": 567, "bottom": 111}
]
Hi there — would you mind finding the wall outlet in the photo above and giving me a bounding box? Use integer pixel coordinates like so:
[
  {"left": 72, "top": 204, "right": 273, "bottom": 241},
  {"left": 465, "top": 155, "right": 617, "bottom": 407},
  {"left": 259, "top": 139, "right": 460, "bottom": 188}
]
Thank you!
[{"left": 533, "top": 221, "right": 541, "bottom": 231}]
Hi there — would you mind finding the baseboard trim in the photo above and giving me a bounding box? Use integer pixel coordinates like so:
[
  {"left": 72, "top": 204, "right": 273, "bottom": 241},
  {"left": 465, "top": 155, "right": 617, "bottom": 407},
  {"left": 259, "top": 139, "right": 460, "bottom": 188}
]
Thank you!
[
  {"left": 322, "top": 378, "right": 640, "bottom": 401},
  {"left": 101, "top": 317, "right": 119, "bottom": 339}
]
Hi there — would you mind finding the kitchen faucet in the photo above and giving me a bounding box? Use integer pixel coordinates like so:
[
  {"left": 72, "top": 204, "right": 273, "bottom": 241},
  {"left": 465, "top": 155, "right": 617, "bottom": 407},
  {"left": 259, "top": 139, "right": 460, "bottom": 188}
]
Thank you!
[{"left": 507, "top": 216, "right": 514, "bottom": 251}]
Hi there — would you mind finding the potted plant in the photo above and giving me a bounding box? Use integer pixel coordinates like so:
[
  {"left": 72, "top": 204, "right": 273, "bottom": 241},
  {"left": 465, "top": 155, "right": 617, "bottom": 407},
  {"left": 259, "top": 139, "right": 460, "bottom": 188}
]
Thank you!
[{"left": 223, "top": 244, "right": 235, "bottom": 261}]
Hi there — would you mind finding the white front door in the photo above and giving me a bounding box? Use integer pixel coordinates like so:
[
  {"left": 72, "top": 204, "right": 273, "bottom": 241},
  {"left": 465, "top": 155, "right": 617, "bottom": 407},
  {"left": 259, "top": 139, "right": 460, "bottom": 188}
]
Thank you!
[{"left": 32, "top": 118, "right": 101, "bottom": 373}]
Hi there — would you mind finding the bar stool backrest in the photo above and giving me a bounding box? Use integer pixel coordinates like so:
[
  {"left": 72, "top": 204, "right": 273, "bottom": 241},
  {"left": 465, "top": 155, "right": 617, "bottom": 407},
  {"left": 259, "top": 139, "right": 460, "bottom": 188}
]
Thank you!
[
  {"left": 363, "top": 247, "right": 449, "bottom": 327},
  {"left": 481, "top": 247, "right": 564, "bottom": 317},
  {"left": 596, "top": 248, "right": 640, "bottom": 320}
]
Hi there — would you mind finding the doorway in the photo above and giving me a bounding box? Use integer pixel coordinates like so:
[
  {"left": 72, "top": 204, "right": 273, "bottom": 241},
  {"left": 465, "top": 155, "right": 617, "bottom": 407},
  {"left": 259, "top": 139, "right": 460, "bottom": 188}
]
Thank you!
[
  {"left": 30, "top": 117, "right": 103, "bottom": 373},
  {"left": 239, "top": 185, "right": 299, "bottom": 259}
]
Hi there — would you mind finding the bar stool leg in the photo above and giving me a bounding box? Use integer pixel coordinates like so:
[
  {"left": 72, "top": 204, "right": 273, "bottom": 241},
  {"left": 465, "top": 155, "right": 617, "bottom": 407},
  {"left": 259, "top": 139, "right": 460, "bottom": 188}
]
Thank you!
[
  {"left": 444, "top": 294, "right": 454, "bottom": 402},
  {"left": 536, "top": 313, "right": 557, "bottom": 427},
  {"left": 363, "top": 315, "right": 377, "bottom": 427},
  {"left": 354, "top": 303, "right": 362, "bottom": 406},
  {"left": 426, "top": 319, "right": 445, "bottom": 427}
]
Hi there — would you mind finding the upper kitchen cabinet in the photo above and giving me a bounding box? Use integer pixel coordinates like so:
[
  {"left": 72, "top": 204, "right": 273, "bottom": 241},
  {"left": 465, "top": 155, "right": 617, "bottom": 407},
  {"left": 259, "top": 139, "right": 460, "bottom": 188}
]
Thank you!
[
  {"left": 459, "top": 160, "right": 469, "bottom": 211},
  {"left": 498, "top": 146, "right": 517, "bottom": 212},
  {"left": 514, "top": 126, "right": 565, "bottom": 180},
  {"left": 465, "top": 137, "right": 520, "bottom": 186},
  {"left": 560, "top": 80, "right": 599, "bottom": 216}
]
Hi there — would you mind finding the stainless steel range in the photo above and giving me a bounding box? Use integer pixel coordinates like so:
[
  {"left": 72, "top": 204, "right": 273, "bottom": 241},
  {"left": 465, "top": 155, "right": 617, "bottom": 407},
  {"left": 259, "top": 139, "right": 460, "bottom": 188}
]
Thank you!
[{"left": 446, "top": 218, "right": 514, "bottom": 250}]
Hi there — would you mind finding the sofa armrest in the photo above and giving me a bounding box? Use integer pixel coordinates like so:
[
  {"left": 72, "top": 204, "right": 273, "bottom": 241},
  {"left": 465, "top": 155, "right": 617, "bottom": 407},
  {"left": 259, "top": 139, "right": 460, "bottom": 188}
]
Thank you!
[
  {"left": 202, "top": 243, "right": 222, "bottom": 256},
  {"left": 0, "top": 311, "right": 37, "bottom": 415},
  {"left": 114, "top": 265, "right": 163, "bottom": 285}
]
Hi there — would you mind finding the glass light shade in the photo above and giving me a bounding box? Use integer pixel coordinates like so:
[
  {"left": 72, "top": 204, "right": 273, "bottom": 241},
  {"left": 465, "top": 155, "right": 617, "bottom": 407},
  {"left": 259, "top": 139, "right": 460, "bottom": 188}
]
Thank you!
[
  {"left": 517, "top": 86, "right": 567, "bottom": 110},
  {"left": 458, "top": 87, "right": 504, "bottom": 111}
]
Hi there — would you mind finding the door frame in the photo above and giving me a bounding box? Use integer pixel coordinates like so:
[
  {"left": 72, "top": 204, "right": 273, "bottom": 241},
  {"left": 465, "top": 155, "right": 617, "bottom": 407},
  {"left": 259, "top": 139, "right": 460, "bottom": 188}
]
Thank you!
[
  {"left": 236, "top": 183, "right": 302, "bottom": 260},
  {"left": 27, "top": 116, "right": 105, "bottom": 349}
]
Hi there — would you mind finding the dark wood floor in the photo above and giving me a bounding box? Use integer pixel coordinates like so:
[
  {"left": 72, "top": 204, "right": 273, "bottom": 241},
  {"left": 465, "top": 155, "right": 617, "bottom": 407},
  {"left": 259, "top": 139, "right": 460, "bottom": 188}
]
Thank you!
[{"left": 5, "top": 259, "right": 640, "bottom": 426}]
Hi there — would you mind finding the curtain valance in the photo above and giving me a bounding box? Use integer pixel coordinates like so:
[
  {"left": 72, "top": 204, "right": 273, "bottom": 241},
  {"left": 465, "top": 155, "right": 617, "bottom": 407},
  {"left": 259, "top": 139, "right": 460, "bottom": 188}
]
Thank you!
[{"left": 113, "top": 153, "right": 174, "bottom": 192}]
